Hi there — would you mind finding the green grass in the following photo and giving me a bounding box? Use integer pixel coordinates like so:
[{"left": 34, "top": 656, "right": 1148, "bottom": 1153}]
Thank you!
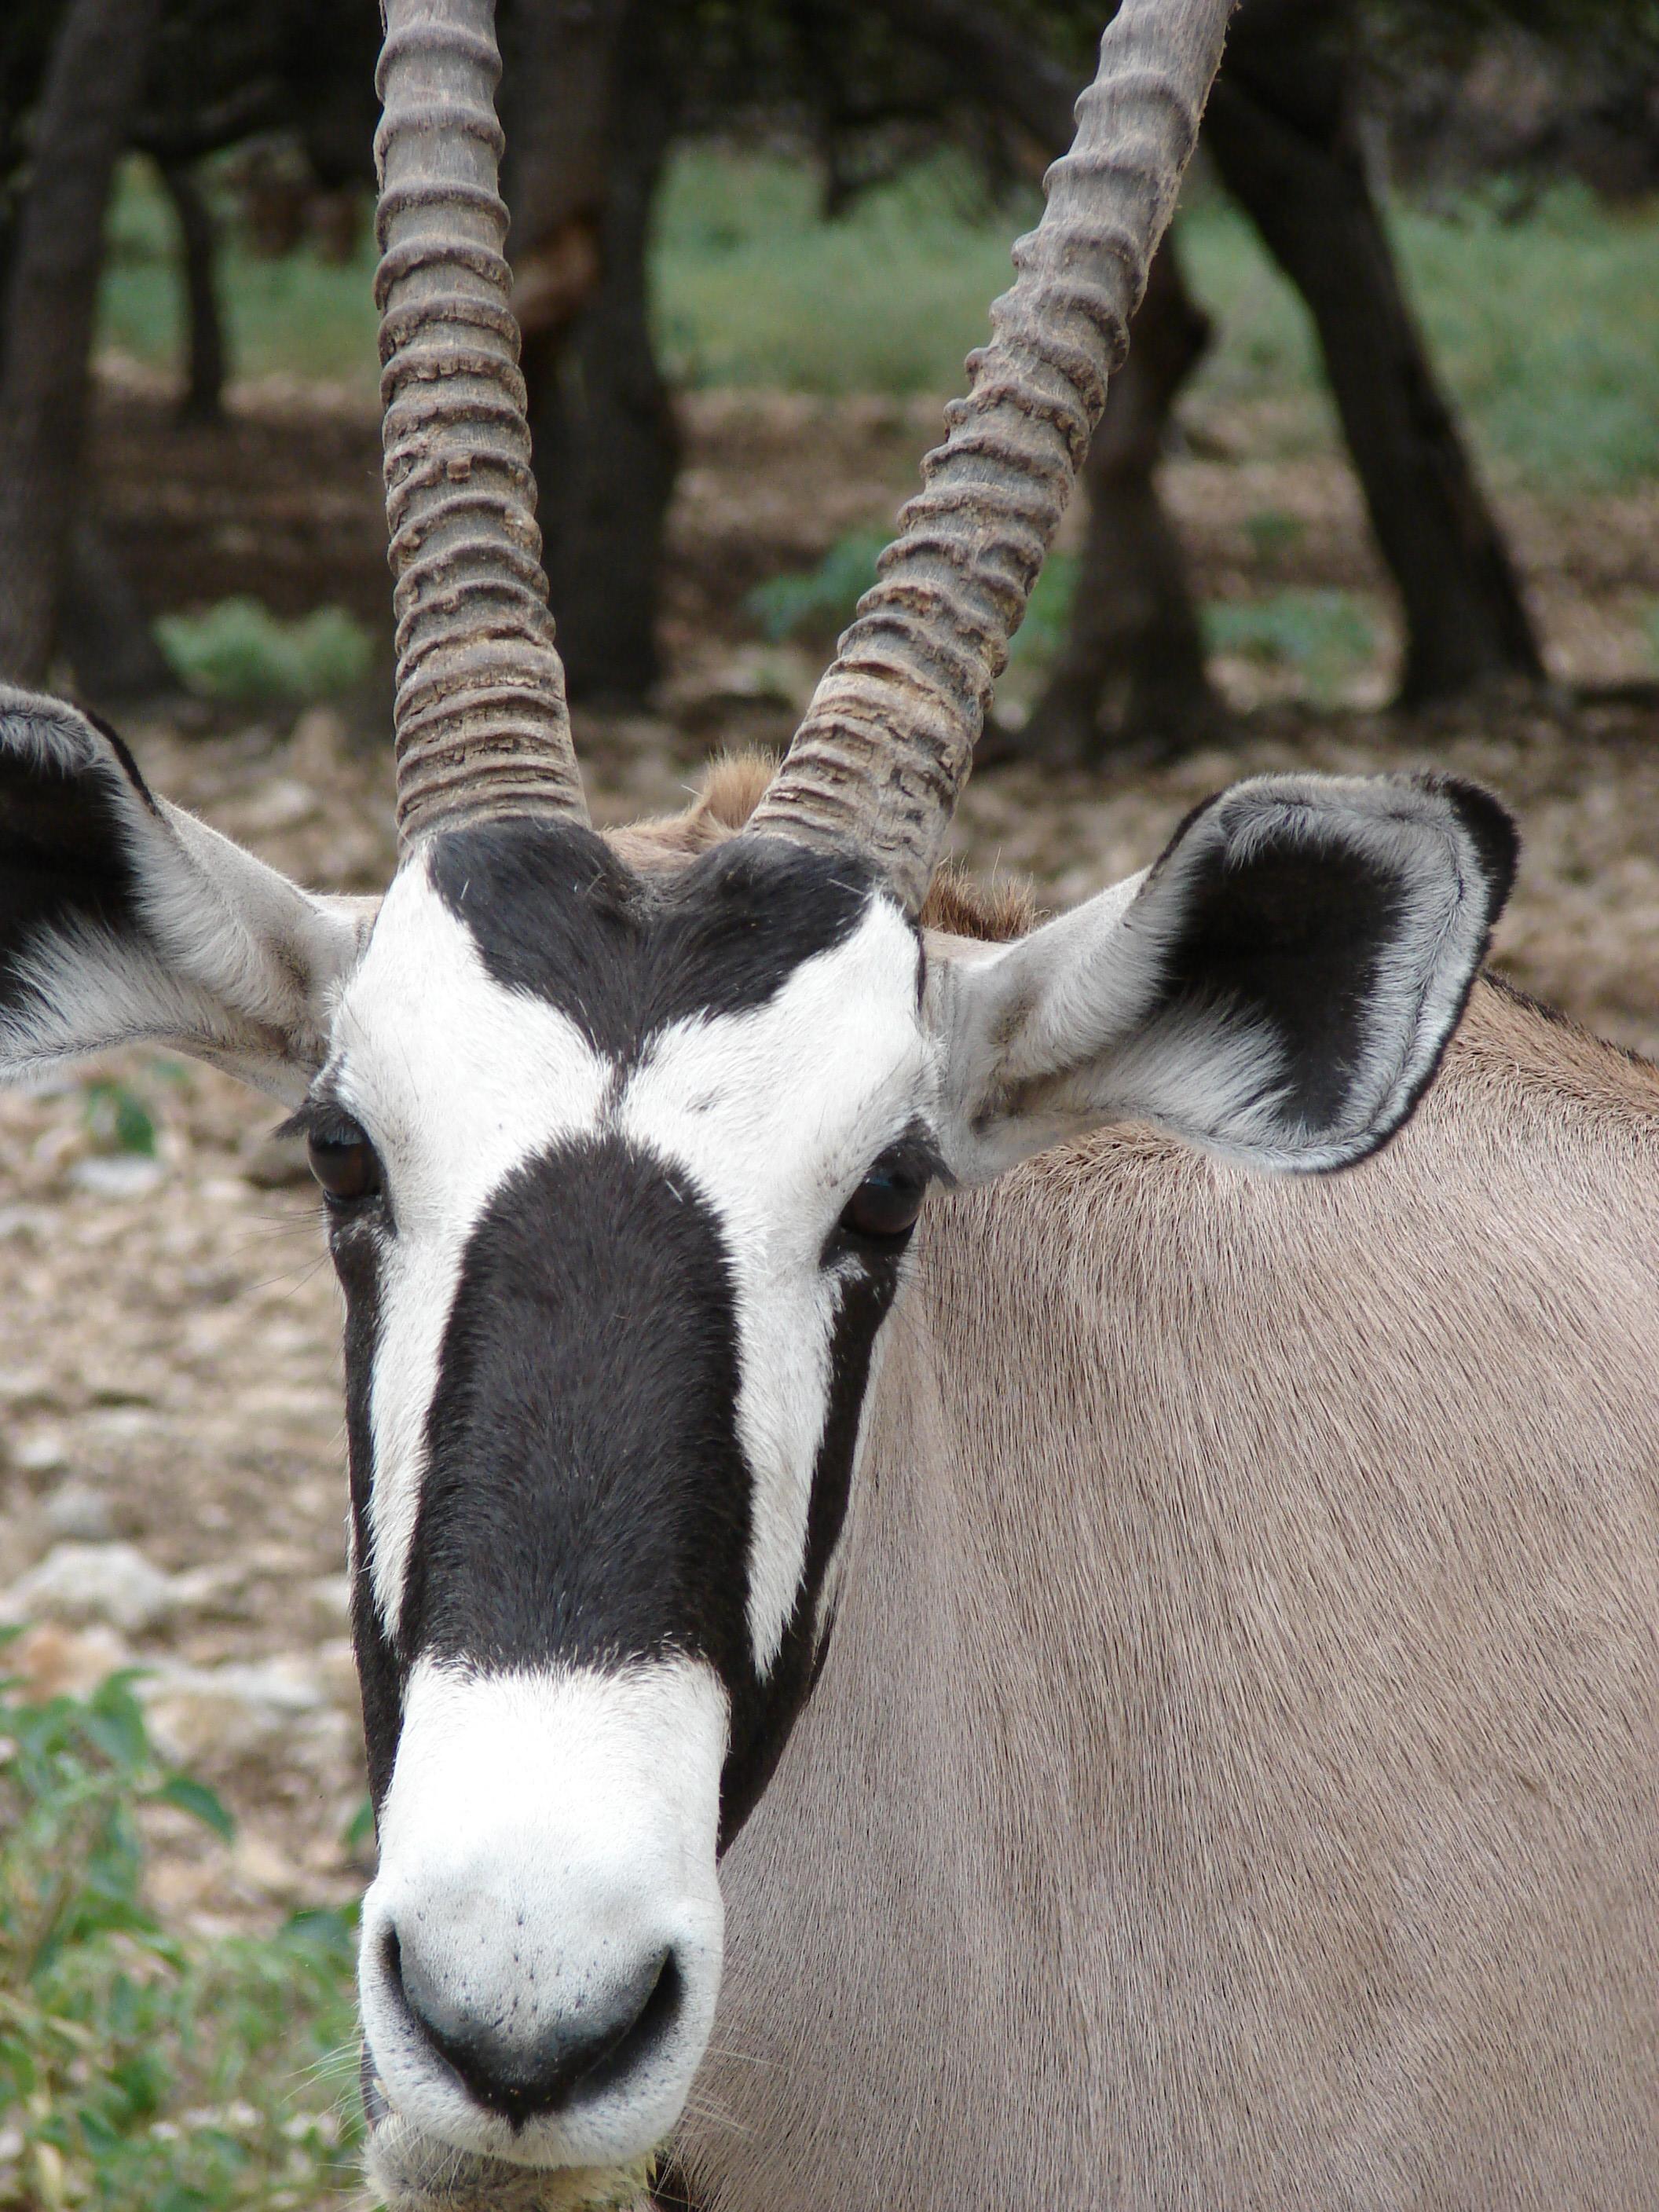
[
  {"left": 97, "top": 150, "right": 1659, "bottom": 493},
  {"left": 653, "top": 149, "right": 1033, "bottom": 395},
  {"left": 0, "top": 1653, "right": 363, "bottom": 2211},
  {"left": 100, "top": 159, "right": 380, "bottom": 393},
  {"left": 156, "top": 599, "right": 374, "bottom": 705},
  {"left": 1181, "top": 181, "right": 1659, "bottom": 489},
  {"left": 1203, "top": 588, "right": 1379, "bottom": 702}
]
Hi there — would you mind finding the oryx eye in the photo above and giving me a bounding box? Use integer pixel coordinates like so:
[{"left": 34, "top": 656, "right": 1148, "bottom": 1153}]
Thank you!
[
  {"left": 840, "top": 1155, "right": 929, "bottom": 1244},
  {"left": 307, "top": 1122, "right": 383, "bottom": 1208}
]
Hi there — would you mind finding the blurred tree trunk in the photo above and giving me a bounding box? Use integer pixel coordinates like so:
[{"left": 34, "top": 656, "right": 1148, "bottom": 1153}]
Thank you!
[
  {"left": 160, "top": 159, "right": 225, "bottom": 423},
  {"left": 0, "top": 0, "right": 163, "bottom": 685},
  {"left": 1204, "top": 0, "right": 1544, "bottom": 703},
  {"left": 59, "top": 517, "right": 174, "bottom": 702},
  {"left": 509, "top": 0, "right": 679, "bottom": 705},
  {"left": 1018, "top": 231, "right": 1218, "bottom": 764}
]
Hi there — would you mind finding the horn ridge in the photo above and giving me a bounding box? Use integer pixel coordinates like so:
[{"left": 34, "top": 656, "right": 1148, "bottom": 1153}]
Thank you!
[
  {"left": 752, "top": 0, "right": 1235, "bottom": 913},
  {"left": 375, "top": 0, "right": 588, "bottom": 842}
]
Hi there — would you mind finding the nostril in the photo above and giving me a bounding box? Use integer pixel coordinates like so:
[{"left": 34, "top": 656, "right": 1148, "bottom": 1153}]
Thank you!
[
  {"left": 383, "top": 1921, "right": 684, "bottom": 2129},
  {"left": 573, "top": 1947, "right": 682, "bottom": 2102}
]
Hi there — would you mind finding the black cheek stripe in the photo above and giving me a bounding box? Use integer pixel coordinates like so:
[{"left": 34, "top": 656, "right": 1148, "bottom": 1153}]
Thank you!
[{"left": 335, "top": 1221, "right": 403, "bottom": 1811}]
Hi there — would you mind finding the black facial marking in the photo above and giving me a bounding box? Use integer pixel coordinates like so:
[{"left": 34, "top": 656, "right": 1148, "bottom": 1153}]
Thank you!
[
  {"left": 335, "top": 1217, "right": 402, "bottom": 1809},
  {"left": 1148, "top": 793, "right": 1408, "bottom": 1131},
  {"left": 401, "top": 1135, "right": 755, "bottom": 1683},
  {"left": 386, "top": 1125, "right": 909, "bottom": 1841},
  {"left": 427, "top": 822, "right": 878, "bottom": 1063},
  {"left": 0, "top": 718, "right": 146, "bottom": 1011},
  {"left": 344, "top": 819, "right": 923, "bottom": 1832}
]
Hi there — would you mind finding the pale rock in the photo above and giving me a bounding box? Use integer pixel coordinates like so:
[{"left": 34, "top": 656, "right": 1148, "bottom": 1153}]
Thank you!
[
  {"left": 2, "top": 1540, "right": 178, "bottom": 1634},
  {"left": 0, "top": 1367, "right": 55, "bottom": 1407},
  {"left": 84, "top": 1401, "right": 163, "bottom": 1434},
  {"left": 70, "top": 1154, "right": 167, "bottom": 1200},
  {"left": 142, "top": 1654, "right": 328, "bottom": 1766},
  {"left": 12, "top": 1428, "right": 69, "bottom": 1475},
  {"left": 42, "top": 1480, "right": 116, "bottom": 1543}
]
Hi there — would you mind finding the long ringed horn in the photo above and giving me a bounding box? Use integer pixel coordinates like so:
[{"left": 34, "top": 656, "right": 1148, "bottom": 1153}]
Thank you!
[
  {"left": 750, "top": 0, "right": 1236, "bottom": 913},
  {"left": 375, "top": 0, "right": 588, "bottom": 841}
]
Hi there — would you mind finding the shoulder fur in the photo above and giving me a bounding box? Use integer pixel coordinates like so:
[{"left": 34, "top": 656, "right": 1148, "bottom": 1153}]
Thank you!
[{"left": 608, "top": 752, "right": 1037, "bottom": 944}]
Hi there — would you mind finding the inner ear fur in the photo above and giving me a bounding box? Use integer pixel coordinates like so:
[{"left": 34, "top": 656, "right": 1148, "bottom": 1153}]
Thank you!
[{"left": 930, "top": 768, "right": 1518, "bottom": 1183}]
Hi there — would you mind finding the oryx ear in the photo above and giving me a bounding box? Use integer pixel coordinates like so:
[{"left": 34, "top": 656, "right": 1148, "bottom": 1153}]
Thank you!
[
  {"left": 929, "top": 771, "right": 1517, "bottom": 1182},
  {"left": 0, "top": 689, "right": 373, "bottom": 1103}
]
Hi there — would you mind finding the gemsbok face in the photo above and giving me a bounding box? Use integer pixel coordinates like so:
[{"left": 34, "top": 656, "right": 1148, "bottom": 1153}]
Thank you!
[{"left": 0, "top": 1, "right": 1518, "bottom": 2207}]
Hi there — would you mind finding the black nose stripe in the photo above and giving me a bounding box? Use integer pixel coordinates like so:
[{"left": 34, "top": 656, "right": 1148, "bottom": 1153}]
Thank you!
[{"left": 401, "top": 1133, "right": 755, "bottom": 1682}]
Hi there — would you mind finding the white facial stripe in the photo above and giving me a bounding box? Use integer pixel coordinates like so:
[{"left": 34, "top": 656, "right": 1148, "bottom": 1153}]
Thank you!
[
  {"left": 617, "top": 895, "right": 928, "bottom": 1674},
  {"left": 332, "top": 861, "right": 609, "bottom": 1632},
  {"left": 361, "top": 1655, "right": 727, "bottom": 2170}
]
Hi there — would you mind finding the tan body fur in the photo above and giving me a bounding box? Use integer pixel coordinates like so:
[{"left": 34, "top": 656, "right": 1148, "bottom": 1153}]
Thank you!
[{"left": 628, "top": 779, "right": 1659, "bottom": 2210}]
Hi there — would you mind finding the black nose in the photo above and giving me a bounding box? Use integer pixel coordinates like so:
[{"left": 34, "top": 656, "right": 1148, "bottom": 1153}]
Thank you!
[{"left": 386, "top": 1925, "right": 683, "bottom": 2129}]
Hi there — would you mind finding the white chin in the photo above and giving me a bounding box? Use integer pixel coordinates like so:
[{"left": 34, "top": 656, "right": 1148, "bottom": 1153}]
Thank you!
[{"left": 365, "top": 2110, "right": 657, "bottom": 2212}]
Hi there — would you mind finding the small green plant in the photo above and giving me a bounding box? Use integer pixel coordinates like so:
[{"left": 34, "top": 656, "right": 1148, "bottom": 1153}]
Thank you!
[
  {"left": 81, "top": 1082, "right": 158, "bottom": 1159},
  {"left": 156, "top": 599, "right": 373, "bottom": 707},
  {"left": 0, "top": 1653, "right": 363, "bottom": 2210},
  {"left": 745, "top": 530, "right": 888, "bottom": 643},
  {"left": 1203, "top": 588, "right": 1378, "bottom": 701}
]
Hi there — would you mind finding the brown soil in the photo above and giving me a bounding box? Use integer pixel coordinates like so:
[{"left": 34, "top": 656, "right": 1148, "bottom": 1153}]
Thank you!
[{"left": 2, "top": 370, "right": 1656, "bottom": 1936}]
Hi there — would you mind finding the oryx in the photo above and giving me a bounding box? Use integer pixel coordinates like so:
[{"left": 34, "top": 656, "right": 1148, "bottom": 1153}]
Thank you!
[{"left": 2, "top": 0, "right": 1656, "bottom": 2207}]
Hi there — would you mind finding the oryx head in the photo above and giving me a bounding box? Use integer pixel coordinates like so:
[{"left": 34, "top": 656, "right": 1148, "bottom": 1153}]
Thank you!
[{"left": 0, "top": 0, "right": 1514, "bottom": 2203}]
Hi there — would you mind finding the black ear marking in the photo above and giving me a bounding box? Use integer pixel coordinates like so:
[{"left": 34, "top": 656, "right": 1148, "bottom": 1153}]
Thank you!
[
  {"left": 0, "top": 700, "right": 148, "bottom": 1005},
  {"left": 1148, "top": 808, "right": 1408, "bottom": 1133},
  {"left": 78, "top": 705, "right": 165, "bottom": 820},
  {"left": 1138, "top": 770, "right": 1518, "bottom": 1159}
]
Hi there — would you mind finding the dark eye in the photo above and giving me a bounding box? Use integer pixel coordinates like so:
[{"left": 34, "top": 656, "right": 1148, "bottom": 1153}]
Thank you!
[
  {"left": 308, "top": 1123, "right": 383, "bottom": 1208},
  {"left": 840, "top": 1158, "right": 929, "bottom": 1244}
]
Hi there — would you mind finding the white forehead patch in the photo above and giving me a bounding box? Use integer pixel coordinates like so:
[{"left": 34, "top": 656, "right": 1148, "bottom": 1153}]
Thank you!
[
  {"left": 331, "top": 861, "right": 610, "bottom": 1631},
  {"left": 617, "top": 895, "right": 928, "bottom": 1673},
  {"left": 333, "top": 855, "right": 928, "bottom": 1664}
]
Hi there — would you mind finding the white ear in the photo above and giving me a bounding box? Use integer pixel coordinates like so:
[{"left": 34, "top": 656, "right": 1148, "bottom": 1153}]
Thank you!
[
  {"left": 928, "top": 771, "right": 1517, "bottom": 1182},
  {"left": 0, "top": 688, "right": 373, "bottom": 1102}
]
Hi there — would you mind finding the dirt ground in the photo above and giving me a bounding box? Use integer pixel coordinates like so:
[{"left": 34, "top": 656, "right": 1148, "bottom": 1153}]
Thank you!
[{"left": 2, "top": 369, "right": 1657, "bottom": 1938}]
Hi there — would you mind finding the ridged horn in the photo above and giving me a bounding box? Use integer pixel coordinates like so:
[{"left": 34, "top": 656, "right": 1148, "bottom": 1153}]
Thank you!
[
  {"left": 375, "top": 0, "right": 588, "bottom": 841},
  {"left": 750, "top": 0, "right": 1236, "bottom": 913}
]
